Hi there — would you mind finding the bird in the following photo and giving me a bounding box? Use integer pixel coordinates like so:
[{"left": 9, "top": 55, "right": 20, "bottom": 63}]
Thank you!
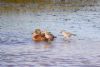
[
  {"left": 44, "top": 31, "right": 56, "bottom": 42},
  {"left": 60, "top": 30, "right": 76, "bottom": 40},
  {"left": 34, "top": 29, "right": 41, "bottom": 35},
  {"left": 32, "top": 29, "right": 46, "bottom": 42}
]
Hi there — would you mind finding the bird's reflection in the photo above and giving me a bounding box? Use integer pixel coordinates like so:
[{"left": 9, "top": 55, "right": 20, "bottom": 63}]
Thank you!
[
  {"left": 44, "top": 42, "right": 53, "bottom": 48},
  {"left": 33, "top": 41, "right": 53, "bottom": 49}
]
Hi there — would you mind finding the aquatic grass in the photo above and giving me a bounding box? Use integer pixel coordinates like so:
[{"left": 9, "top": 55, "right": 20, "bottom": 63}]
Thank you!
[
  {"left": 0, "top": 0, "right": 96, "bottom": 14},
  {"left": 0, "top": 3, "right": 82, "bottom": 14}
]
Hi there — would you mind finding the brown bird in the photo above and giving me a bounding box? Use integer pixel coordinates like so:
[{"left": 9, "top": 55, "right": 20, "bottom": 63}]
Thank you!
[
  {"left": 44, "top": 31, "right": 56, "bottom": 42},
  {"left": 32, "top": 29, "right": 46, "bottom": 42}
]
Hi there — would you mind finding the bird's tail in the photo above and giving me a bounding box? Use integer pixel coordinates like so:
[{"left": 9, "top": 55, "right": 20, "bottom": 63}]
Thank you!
[
  {"left": 54, "top": 36, "right": 57, "bottom": 38},
  {"left": 72, "top": 34, "right": 76, "bottom": 36}
]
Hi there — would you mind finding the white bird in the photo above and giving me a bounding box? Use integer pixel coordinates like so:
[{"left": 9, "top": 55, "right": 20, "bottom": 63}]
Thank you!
[{"left": 60, "top": 30, "right": 76, "bottom": 40}]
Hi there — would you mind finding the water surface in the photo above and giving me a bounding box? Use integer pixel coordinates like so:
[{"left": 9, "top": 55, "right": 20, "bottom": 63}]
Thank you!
[{"left": 0, "top": 1, "right": 100, "bottom": 67}]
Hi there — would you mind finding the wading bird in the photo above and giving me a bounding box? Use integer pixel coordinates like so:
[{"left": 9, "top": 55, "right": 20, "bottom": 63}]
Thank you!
[{"left": 60, "top": 30, "right": 76, "bottom": 40}]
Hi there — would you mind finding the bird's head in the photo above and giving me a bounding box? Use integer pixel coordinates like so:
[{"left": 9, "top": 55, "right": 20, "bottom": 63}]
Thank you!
[{"left": 35, "top": 29, "right": 41, "bottom": 34}]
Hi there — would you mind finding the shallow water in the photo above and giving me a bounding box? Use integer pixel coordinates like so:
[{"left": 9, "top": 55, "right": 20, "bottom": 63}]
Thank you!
[{"left": 0, "top": 1, "right": 100, "bottom": 67}]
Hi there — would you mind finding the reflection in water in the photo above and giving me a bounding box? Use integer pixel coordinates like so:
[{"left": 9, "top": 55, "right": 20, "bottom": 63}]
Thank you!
[{"left": 33, "top": 41, "right": 53, "bottom": 49}]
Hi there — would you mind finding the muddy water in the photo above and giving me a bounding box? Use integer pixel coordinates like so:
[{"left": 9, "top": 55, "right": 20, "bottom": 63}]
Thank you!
[{"left": 0, "top": 1, "right": 100, "bottom": 67}]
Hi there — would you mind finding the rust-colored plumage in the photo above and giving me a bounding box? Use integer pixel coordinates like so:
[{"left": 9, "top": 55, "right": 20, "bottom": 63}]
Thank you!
[
  {"left": 32, "top": 29, "right": 46, "bottom": 42},
  {"left": 44, "top": 31, "right": 56, "bottom": 42},
  {"left": 32, "top": 29, "right": 56, "bottom": 42}
]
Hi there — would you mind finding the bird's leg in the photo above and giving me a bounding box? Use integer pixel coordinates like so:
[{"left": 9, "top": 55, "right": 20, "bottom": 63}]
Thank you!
[
  {"left": 64, "top": 37, "right": 68, "bottom": 41},
  {"left": 67, "top": 40, "right": 71, "bottom": 43},
  {"left": 63, "top": 37, "right": 70, "bottom": 43},
  {"left": 63, "top": 38, "right": 67, "bottom": 41}
]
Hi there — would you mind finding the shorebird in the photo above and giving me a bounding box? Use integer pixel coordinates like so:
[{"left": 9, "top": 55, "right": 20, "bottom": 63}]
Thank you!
[{"left": 60, "top": 30, "right": 76, "bottom": 40}]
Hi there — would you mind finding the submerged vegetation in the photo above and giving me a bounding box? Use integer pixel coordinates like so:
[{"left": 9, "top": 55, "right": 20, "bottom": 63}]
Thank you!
[
  {"left": 0, "top": 0, "right": 96, "bottom": 4},
  {"left": 0, "top": 0, "right": 96, "bottom": 13}
]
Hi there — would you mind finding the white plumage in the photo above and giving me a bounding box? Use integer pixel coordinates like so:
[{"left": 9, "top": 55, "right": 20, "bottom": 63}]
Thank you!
[{"left": 61, "top": 31, "right": 76, "bottom": 40}]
